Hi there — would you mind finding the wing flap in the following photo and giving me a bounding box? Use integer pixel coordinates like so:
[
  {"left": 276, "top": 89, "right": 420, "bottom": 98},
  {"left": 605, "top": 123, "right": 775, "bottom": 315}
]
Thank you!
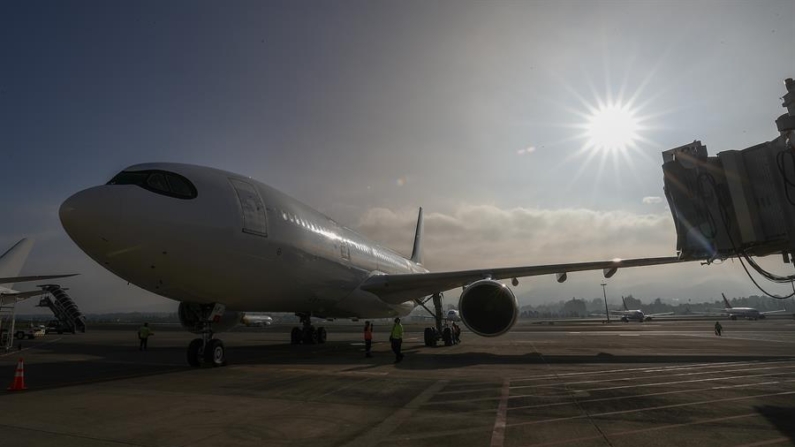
[{"left": 362, "top": 256, "right": 684, "bottom": 305}]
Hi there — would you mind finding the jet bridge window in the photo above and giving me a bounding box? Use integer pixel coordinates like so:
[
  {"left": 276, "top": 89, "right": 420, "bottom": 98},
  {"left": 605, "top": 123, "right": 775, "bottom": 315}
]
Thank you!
[
  {"left": 229, "top": 178, "right": 268, "bottom": 237},
  {"left": 107, "top": 170, "right": 197, "bottom": 199}
]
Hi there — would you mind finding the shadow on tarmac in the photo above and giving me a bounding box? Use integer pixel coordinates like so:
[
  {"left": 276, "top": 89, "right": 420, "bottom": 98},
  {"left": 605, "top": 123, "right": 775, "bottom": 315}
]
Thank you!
[{"left": 756, "top": 406, "right": 795, "bottom": 444}]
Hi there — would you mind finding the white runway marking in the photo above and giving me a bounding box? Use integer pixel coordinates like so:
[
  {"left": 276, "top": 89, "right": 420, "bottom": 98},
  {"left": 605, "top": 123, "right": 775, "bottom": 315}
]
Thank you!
[
  {"left": 489, "top": 379, "right": 510, "bottom": 447},
  {"left": 506, "top": 390, "right": 795, "bottom": 428},
  {"left": 508, "top": 378, "right": 795, "bottom": 411},
  {"left": 509, "top": 359, "right": 795, "bottom": 383},
  {"left": 341, "top": 379, "right": 448, "bottom": 447},
  {"left": 510, "top": 363, "right": 795, "bottom": 390}
]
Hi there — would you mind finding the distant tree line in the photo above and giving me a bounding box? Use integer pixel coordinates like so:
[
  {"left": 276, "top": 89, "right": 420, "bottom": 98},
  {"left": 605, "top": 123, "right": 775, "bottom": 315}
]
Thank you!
[{"left": 519, "top": 294, "right": 795, "bottom": 319}]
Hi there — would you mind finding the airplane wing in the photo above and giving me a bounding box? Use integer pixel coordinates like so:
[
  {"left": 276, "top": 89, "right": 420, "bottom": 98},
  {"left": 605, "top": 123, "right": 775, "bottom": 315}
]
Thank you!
[
  {"left": 648, "top": 312, "right": 675, "bottom": 317},
  {"left": 0, "top": 290, "right": 48, "bottom": 299},
  {"left": 608, "top": 310, "right": 633, "bottom": 315},
  {"left": 361, "top": 256, "right": 685, "bottom": 305},
  {"left": 761, "top": 309, "right": 790, "bottom": 315},
  {"left": 0, "top": 274, "right": 78, "bottom": 285}
]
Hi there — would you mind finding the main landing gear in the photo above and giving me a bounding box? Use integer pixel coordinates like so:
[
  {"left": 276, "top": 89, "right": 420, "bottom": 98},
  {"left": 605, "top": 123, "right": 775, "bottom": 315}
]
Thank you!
[
  {"left": 185, "top": 303, "right": 227, "bottom": 368},
  {"left": 420, "top": 293, "right": 458, "bottom": 347},
  {"left": 290, "top": 313, "right": 327, "bottom": 345}
]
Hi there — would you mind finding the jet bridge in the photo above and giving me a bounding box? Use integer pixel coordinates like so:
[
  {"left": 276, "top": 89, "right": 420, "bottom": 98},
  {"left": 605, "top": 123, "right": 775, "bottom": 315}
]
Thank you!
[
  {"left": 663, "top": 78, "right": 795, "bottom": 263},
  {"left": 36, "top": 284, "right": 86, "bottom": 333}
]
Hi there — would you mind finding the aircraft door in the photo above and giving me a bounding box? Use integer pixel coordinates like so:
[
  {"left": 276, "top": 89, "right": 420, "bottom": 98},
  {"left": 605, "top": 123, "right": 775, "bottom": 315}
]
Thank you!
[{"left": 229, "top": 179, "right": 268, "bottom": 237}]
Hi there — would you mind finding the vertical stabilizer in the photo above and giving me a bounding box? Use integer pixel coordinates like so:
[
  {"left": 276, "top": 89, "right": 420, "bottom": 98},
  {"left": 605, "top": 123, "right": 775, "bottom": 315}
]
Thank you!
[
  {"left": 721, "top": 293, "right": 732, "bottom": 309},
  {"left": 621, "top": 296, "right": 629, "bottom": 311},
  {"left": 0, "top": 238, "right": 34, "bottom": 289},
  {"left": 410, "top": 208, "right": 424, "bottom": 264}
]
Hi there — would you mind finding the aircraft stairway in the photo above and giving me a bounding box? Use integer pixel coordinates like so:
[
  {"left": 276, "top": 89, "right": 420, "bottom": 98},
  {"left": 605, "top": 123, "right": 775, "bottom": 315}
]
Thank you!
[{"left": 37, "top": 284, "right": 86, "bottom": 333}]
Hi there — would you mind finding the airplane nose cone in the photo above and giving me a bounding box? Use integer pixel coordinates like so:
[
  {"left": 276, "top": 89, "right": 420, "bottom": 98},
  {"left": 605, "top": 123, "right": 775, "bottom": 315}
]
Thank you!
[{"left": 59, "top": 187, "right": 122, "bottom": 250}]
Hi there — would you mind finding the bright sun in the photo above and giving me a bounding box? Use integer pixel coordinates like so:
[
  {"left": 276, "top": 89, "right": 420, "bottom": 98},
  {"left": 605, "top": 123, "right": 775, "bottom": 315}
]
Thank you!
[{"left": 585, "top": 104, "right": 639, "bottom": 152}]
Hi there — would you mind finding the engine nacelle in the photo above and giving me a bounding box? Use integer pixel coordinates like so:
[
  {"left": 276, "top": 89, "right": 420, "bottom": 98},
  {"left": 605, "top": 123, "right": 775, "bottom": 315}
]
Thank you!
[
  {"left": 458, "top": 280, "right": 519, "bottom": 337},
  {"left": 178, "top": 302, "right": 242, "bottom": 334}
]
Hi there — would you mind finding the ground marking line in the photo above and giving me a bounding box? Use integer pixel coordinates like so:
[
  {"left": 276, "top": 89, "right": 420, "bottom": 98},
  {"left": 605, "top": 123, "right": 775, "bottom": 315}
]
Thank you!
[
  {"left": 489, "top": 379, "right": 510, "bottom": 447},
  {"left": 506, "top": 379, "right": 795, "bottom": 411},
  {"left": 0, "top": 336, "right": 64, "bottom": 358},
  {"left": 729, "top": 438, "right": 792, "bottom": 447},
  {"left": 529, "top": 341, "right": 614, "bottom": 447},
  {"left": 435, "top": 360, "right": 795, "bottom": 396},
  {"left": 509, "top": 364, "right": 795, "bottom": 390},
  {"left": 579, "top": 370, "right": 795, "bottom": 392},
  {"left": 508, "top": 359, "right": 795, "bottom": 383},
  {"left": 506, "top": 390, "right": 795, "bottom": 428},
  {"left": 515, "top": 412, "right": 759, "bottom": 447},
  {"left": 339, "top": 379, "right": 448, "bottom": 447},
  {"left": 0, "top": 421, "right": 146, "bottom": 446},
  {"left": 426, "top": 373, "right": 795, "bottom": 411}
]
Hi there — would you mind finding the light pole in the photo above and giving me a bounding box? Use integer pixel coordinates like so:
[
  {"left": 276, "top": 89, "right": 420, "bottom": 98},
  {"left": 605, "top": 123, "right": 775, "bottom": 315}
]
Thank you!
[{"left": 601, "top": 282, "right": 610, "bottom": 323}]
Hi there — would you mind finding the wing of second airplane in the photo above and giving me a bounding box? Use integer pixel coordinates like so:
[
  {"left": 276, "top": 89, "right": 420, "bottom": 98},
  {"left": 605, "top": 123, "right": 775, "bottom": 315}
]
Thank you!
[
  {"left": 361, "top": 256, "right": 684, "bottom": 304},
  {"left": 761, "top": 309, "right": 790, "bottom": 315},
  {"left": 0, "top": 274, "right": 78, "bottom": 285}
]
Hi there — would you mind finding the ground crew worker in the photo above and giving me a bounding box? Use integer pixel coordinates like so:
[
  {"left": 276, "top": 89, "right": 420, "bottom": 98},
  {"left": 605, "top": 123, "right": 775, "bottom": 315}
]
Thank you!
[
  {"left": 390, "top": 317, "right": 404, "bottom": 363},
  {"left": 714, "top": 321, "right": 723, "bottom": 336},
  {"left": 138, "top": 322, "right": 154, "bottom": 350},
  {"left": 452, "top": 322, "right": 461, "bottom": 344},
  {"left": 364, "top": 321, "right": 373, "bottom": 358}
]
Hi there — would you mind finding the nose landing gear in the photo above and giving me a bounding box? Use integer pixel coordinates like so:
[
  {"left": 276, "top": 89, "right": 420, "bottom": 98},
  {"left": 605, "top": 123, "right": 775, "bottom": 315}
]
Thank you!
[
  {"left": 291, "top": 313, "right": 327, "bottom": 345},
  {"left": 185, "top": 304, "right": 227, "bottom": 368}
]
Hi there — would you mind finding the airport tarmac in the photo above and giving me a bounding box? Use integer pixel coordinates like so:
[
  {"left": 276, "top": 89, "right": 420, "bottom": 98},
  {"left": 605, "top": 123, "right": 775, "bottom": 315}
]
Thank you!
[{"left": 0, "top": 319, "right": 794, "bottom": 447}]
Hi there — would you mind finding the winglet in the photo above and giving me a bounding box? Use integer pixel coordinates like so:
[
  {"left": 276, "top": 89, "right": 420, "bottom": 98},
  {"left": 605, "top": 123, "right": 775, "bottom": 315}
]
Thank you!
[
  {"left": 621, "top": 295, "right": 629, "bottom": 311},
  {"left": 410, "top": 207, "right": 424, "bottom": 265},
  {"left": 721, "top": 293, "right": 732, "bottom": 309}
]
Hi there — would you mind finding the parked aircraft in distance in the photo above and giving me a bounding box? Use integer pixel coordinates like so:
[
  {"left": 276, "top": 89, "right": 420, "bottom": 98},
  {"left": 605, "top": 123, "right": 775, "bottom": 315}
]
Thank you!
[
  {"left": 611, "top": 296, "right": 673, "bottom": 322},
  {"left": 60, "top": 163, "right": 686, "bottom": 367},
  {"left": 0, "top": 238, "right": 77, "bottom": 304},
  {"left": 720, "top": 293, "right": 787, "bottom": 320},
  {"left": 241, "top": 313, "right": 273, "bottom": 327}
]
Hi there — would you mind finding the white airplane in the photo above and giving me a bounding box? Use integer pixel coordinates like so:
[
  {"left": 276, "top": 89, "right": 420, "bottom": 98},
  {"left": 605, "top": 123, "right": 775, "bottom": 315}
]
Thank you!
[
  {"left": 720, "top": 293, "right": 788, "bottom": 320},
  {"left": 0, "top": 238, "right": 78, "bottom": 305},
  {"left": 59, "top": 163, "right": 686, "bottom": 367},
  {"left": 610, "top": 296, "right": 673, "bottom": 322},
  {"left": 240, "top": 313, "right": 273, "bottom": 327}
]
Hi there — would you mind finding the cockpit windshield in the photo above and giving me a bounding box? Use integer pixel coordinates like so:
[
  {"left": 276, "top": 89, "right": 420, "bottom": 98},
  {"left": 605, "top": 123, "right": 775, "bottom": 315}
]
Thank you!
[{"left": 107, "top": 170, "right": 197, "bottom": 199}]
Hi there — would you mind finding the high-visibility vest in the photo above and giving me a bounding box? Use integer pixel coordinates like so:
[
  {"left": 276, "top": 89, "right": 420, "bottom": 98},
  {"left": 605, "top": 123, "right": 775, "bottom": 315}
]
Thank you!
[
  {"left": 390, "top": 323, "right": 403, "bottom": 340},
  {"left": 138, "top": 326, "right": 152, "bottom": 338},
  {"left": 364, "top": 327, "right": 372, "bottom": 340}
]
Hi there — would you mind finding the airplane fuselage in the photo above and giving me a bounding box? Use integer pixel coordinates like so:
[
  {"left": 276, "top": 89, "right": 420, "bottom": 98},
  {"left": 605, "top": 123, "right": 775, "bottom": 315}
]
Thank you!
[{"left": 60, "top": 163, "right": 423, "bottom": 318}]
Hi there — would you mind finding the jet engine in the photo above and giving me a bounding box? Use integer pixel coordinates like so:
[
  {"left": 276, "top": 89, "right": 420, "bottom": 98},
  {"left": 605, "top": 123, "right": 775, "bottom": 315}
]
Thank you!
[
  {"left": 458, "top": 280, "right": 519, "bottom": 337},
  {"left": 178, "top": 302, "right": 241, "bottom": 334}
]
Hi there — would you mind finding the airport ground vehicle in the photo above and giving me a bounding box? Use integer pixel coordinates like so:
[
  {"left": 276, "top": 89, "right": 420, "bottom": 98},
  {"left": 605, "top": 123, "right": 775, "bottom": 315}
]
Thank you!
[
  {"left": 45, "top": 320, "right": 75, "bottom": 334},
  {"left": 14, "top": 326, "right": 45, "bottom": 339}
]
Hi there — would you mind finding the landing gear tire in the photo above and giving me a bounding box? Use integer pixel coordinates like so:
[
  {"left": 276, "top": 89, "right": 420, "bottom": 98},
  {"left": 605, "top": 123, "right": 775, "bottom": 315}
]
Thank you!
[
  {"left": 303, "top": 326, "right": 319, "bottom": 344},
  {"left": 290, "top": 327, "right": 302, "bottom": 344},
  {"left": 204, "top": 339, "right": 226, "bottom": 367},
  {"left": 317, "top": 327, "right": 327, "bottom": 344},
  {"left": 621, "top": 317, "right": 628, "bottom": 323},
  {"left": 423, "top": 327, "right": 437, "bottom": 347},
  {"left": 730, "top": 316, "right": 737, "bottom": 321},
  {"left": 442, "top": 327, "right": 453, "bottom": 346},
  {"left": 187, "top": 338, "right": 203, "bottom": 367},
  {"left": 15, "top": 331, "right": 24, "bottom": 340}
]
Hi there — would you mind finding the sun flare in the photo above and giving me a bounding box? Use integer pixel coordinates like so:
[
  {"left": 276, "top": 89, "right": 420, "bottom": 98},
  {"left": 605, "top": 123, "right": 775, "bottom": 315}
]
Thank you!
[{"left": 585, "top": 104, "right": 639, "bottom": 152}]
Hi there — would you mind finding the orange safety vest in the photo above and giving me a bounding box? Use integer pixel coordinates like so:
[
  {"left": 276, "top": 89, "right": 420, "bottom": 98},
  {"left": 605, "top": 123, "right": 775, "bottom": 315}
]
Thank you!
[{"left": 364, "top": 327, "right": 373, "bottom": 340}]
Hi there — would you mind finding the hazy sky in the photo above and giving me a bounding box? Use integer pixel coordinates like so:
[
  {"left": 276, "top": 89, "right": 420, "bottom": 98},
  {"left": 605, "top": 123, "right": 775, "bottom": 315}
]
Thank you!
[{"left": 1, "top": 1, "right": 794, "bottom": 313}]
